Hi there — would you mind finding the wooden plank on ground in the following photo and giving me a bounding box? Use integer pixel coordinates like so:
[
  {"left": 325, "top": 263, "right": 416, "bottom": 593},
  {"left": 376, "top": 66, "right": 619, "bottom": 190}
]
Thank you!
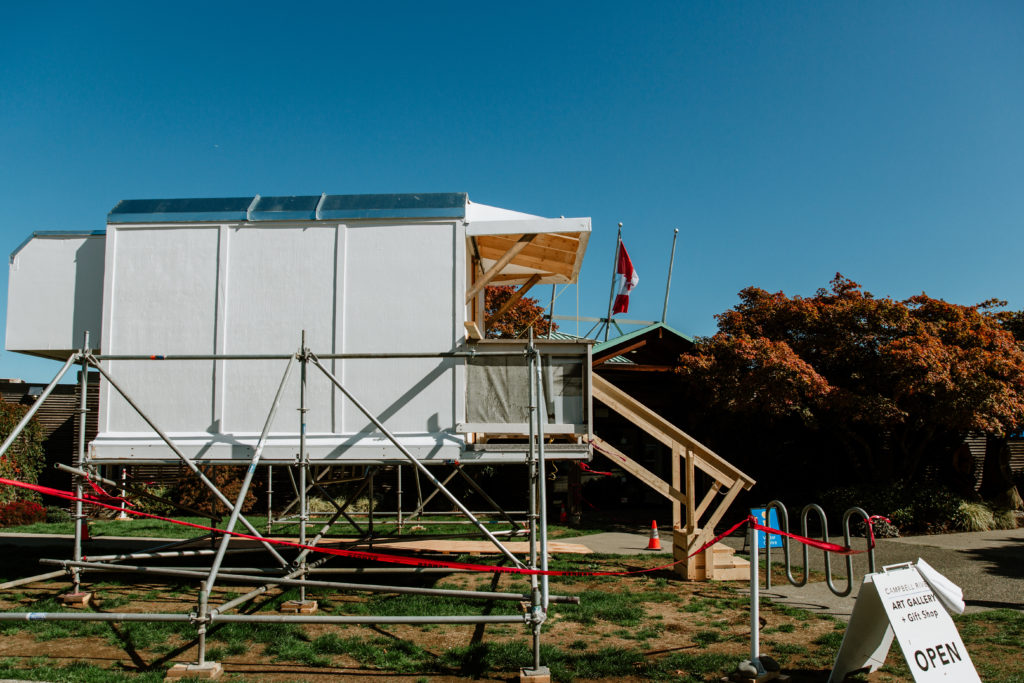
[{"left": 318, "top": 539, "right": 592, "bottom": 555}]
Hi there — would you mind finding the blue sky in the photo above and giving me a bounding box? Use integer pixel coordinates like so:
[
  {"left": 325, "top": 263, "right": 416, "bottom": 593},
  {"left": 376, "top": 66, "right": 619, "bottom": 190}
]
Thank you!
[{"left": 2, "top": 1, "right": 1022, "bottom": 381}]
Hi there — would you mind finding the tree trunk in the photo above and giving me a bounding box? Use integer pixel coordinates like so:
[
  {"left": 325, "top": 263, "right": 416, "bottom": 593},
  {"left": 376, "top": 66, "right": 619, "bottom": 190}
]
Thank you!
[{"left": 980, "top": 435, "right": 1023, "bottom": 510}]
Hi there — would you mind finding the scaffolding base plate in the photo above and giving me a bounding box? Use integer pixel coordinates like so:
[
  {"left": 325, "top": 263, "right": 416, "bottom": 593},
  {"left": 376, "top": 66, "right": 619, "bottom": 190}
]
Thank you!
[
  {"left": 60, "top": 592, "right": 92, "bottom": 608},
  {"left": 165, "top": 662, "right": 223, "bottom": 681},
  {"left": 279, "top": 599, "right": 318, "bottom": 614},
  {"left": 520, "top": 666, "right": 551, "bottom": 683}
]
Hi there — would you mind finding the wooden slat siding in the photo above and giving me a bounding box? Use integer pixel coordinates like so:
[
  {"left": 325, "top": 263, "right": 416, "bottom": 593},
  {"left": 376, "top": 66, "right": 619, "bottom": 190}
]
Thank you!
[
  {"left": 1009, "top": 441, "right": 1024, "bottom": 476},
  {"left": 964, "top": 434, "right": 987, "bottom": 491}
]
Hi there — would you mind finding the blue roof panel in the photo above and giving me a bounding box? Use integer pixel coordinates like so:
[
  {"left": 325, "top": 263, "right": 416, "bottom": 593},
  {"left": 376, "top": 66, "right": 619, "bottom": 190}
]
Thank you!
[
  {"left": 108, "top": 193, "right": 467, "bottom": 223},
  {"left": 319, "top": 193, "right": 466, "bottom": 219},
  {"left": 109, "top": 197, "right": 253, "bottom": 223},
  {"left": 250, "top": 195, "right": 321, "bottom": 221}
]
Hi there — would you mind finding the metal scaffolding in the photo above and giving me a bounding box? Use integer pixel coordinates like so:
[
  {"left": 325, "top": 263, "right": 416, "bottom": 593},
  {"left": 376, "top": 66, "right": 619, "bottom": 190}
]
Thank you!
[{"left": 0, "top": 331, "right": 571, "bottom": 677}]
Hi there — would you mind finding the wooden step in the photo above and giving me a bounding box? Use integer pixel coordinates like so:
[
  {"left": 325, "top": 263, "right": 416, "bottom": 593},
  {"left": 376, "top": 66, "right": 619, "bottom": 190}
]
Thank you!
[{"left": 673, "top": 530, "right": 750, "bottom": 581}]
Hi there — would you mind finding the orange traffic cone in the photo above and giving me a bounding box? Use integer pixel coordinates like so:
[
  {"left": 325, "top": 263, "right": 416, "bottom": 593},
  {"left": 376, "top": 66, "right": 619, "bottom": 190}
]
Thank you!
[{"left": 646, "top": 520, "right": 661, "bottom": 550}]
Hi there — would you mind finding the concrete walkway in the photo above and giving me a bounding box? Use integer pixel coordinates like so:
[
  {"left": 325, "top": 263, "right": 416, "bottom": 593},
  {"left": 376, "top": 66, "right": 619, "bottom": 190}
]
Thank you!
[{"left": 563, "top": 527, "right": 1024, "bottom": 619}]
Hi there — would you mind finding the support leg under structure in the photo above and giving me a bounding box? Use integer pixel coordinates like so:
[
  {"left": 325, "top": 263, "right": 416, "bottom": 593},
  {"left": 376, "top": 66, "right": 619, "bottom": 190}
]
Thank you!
[{"left": 524, "top": 337, "right": 551, "bottom": 680}]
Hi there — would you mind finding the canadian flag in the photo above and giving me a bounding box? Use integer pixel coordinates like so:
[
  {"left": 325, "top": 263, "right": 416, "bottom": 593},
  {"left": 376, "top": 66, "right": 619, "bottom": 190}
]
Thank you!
[{"left": 612, "top": 241, "right": 639, "bottom": 314}]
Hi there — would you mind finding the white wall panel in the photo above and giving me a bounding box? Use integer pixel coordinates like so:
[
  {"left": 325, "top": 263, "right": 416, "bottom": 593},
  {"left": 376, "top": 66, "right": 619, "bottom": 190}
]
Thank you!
[
  {"left": 221, "top": 225, "right": 337, "bottom": 433},
  {"left": 104, "top": 227, "right": 219, "bottom": 433},
  {"left": 6, "top": 234, "right": 104, "bottom": 357},
  {"left": 339, "top": 222, "right": 458, "bottom": 434}
]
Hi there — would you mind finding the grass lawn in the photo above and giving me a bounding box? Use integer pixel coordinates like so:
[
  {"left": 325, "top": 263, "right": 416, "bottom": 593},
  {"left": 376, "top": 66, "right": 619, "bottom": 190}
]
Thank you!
[
  {"left": 4, "top": 515, "right": 597, "bottom": 541},
  {"left": 0, "top": 546, "right": 1019, "bottom": 682}
]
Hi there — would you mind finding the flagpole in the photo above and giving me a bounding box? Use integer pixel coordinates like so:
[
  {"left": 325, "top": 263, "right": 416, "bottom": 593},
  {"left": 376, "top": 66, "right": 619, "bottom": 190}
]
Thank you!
[
  {"left": 603, "top": 223, "right": 622, "bottom": 341},
  {"left": 661, "top": 228, "right": 679, "bottom": 323}
]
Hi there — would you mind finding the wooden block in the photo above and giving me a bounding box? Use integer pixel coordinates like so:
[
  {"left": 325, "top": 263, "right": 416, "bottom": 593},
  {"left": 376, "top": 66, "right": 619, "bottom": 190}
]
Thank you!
[
  {"left": 60, "top": 592, "right": 92, "bottom": 608},
  {"left": 520, "top": 666, "right": 551, "bottom": 683},
  {"left": 164, "top": 662, "right": 223, "bottom": 681},
  {"left": 279, "top": 599, "right": 318, "bottom": 614}
]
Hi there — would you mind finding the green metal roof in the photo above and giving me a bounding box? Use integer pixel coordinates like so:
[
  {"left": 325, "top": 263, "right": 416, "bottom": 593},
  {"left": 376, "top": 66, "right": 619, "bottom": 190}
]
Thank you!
[{"left": 591, "top": 322, "right": 694, "bottom": 355}]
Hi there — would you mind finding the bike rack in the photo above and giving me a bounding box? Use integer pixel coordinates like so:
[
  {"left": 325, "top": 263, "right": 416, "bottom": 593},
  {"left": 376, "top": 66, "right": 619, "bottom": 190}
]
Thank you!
[{"left": 763, "top": 500, "right": 876, "bottom": 597}]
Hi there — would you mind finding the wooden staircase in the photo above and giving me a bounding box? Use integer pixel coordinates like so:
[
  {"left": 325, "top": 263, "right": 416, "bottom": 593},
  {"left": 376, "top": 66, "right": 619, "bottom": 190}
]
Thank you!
[{"left": 590, "top": 374, "right": 755, "bottom": 581}]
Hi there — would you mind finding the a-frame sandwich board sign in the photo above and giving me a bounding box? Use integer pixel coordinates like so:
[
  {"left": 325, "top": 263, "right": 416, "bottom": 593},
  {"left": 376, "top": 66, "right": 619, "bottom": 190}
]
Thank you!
[{"left": 829, "top": 561, "right": 980, "bottom": 682}]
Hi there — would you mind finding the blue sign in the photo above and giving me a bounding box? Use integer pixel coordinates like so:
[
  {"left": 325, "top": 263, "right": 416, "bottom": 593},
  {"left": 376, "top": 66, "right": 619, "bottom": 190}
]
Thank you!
[{"left": 750, "top": 507, "right": 783, "bottom": 549}]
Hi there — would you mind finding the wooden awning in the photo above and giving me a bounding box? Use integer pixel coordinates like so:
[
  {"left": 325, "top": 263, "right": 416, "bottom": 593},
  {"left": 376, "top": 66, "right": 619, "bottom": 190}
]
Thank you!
[{"left": 465, "top": 218, "right": 590, "bottom": 301}]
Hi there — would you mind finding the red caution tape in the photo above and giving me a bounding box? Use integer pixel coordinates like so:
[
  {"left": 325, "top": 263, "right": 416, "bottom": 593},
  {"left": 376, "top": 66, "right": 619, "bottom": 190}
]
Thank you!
[
  {"left": 0, "top": 477, "right": 886, "bottom": 577},
  {"left": 578, "top": 462, "right": 614, "bottom": 476},
  {"left": 84, "top": 476, "right": 134, "bottom": 507}
]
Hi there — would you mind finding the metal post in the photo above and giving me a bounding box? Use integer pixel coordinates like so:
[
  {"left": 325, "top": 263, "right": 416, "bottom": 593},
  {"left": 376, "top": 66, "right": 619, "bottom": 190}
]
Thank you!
[
  {"left": 750, "top": 521, "right": 760, "bottom": 664},
  {"left": 266, "top": 466, "right": 273, "bottom": 535},
  {"left": 197, "top": 581, "right": 209, "bottom": 666},
  {"left": 603, "top": 224, "right": 622, "bottom": 341},
  {"left": 528, "top": 345, "right": 541, "bottom": 671},
  {"left": 73, "top": 332, "right": 89, "bottom": 594},
  {"left": 661, "top": 228, "right": 679, "bottom": 323},
  {"left": 547, "top": 284, "right": 556, "bottom": 338},
  {"left": 368, "top": 468, "right": 375, "bottom": 544},
  {"left": 396, "top": 465, "right": 403, "bottom": 535},
  {"left": 118, "top": 467, "right": 128, "bottom": 520},
  {"left": 309, "top": 354, "right": 526, "bottom": 569},
  {"left": 533, "top": 346, "right": 550, "bottom": 610},
  {"left": 298, "top": 332, "right": 308, "bottom": 603}
]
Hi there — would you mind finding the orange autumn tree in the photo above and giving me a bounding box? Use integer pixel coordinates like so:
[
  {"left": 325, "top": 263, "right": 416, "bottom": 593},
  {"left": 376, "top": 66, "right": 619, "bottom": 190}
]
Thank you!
[
  {"left": 484, "top": 286, "right": 556, "bottom": 339},
  {"left": 677, "top": 274, "right": 1024, "bottom": 497}
]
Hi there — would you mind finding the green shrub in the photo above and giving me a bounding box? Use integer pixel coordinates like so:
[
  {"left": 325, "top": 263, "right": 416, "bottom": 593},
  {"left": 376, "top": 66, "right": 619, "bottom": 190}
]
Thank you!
[
  {"left": 0, "top": 403, "right": 46, "bottom": 506},
  {"left": 821, "top": 482, "right": 972, "bottom": 534},
  {"left": 993, "top": 508, "right": 1019, "bottom": 530},
  {"left": 952, "top": 501, "right": 995, "bottom": 532},
  {"left": 45, "top": 505, "right": 71, "bottom": 523}
]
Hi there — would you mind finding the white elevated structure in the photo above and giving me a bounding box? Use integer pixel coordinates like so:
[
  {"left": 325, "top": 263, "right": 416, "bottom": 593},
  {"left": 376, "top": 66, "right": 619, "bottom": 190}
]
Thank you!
[{"left": 7, "top": 193, "right": 592, "bottom": 464}]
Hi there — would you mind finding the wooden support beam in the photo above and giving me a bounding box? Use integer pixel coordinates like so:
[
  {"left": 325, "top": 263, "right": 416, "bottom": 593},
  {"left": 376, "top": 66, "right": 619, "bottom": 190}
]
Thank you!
[
  {"left": 484, "top": 273, "right": 542, "bottom": 328},
  {"left": 590, "top": 436, "right": 687, "bottom": 506},
  {"left": 465, "top": 233, "right": 537, "bottom": 303},
  {"left": 591, "top": 339, "right": 647, "bottom": 366},
  {"left": 671, "top": 443, "right": 682, "bottom": 530},
  {"left": 685, "top": 448, "right": 696, "bottom": 535},
  {"left": 694, "top": 480, "right": 721, "bottom": 523},
  {"left": 464, "top": 320, "right": 483, "bottom": 340},
  {"left": 592, "top": 364, "right": 675, "bottom": 373},
  {"left": 687, "top": 482, "right": 743, "bottom": 556}
]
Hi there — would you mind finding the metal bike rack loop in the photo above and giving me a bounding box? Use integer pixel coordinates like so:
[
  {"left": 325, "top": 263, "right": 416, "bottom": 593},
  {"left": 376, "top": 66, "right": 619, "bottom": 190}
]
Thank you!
[{"left": 763, "top": 500, "right": 876, "bottom": 597}]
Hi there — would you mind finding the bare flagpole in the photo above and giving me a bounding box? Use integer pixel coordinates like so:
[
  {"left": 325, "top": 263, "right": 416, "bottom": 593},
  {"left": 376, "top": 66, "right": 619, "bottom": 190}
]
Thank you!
[
  {"left": 603, "top": 223, "right": 622, "bottom": 341},
  {"left": 661, "top": 228, "right": 679, "bottom": 323}
]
